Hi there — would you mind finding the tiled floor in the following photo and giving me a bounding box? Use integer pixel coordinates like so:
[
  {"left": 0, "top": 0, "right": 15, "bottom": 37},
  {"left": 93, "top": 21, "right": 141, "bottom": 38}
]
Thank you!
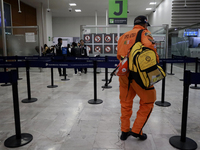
[{"left": 0, "top": 64, "right": 200, "bottom": 150}]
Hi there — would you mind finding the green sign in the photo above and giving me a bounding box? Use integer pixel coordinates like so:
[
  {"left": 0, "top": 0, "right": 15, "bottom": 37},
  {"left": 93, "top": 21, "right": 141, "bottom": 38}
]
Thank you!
[{"left": 109, "top": 0, "right": 127, "bottom": 24}]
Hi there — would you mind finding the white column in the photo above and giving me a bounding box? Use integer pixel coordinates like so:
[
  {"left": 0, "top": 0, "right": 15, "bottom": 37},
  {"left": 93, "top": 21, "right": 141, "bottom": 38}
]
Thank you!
[
  {"left": 106, "top": 9, "right": 108, "bottom": 34},
  {"left": 95, "top": 10, "right": 97, "bottom": 34},
  {"left": 0, "top": 0, "right": 7, "bottom": 56}
]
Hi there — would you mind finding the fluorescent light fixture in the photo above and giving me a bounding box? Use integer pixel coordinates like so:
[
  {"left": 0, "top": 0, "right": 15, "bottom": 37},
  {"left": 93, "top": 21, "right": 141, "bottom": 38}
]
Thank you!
[
  {"left": 69, "top": 3, "right": 76, "bottom": 6},
  {"left": 150, "top": 2, "right": 157, "bottom": 5},
  {"left": 75, "top": 9, "right": 81, "bottom": 12},
  {"left": 146, "top": 8, "right": 152, "bottom": 10}
]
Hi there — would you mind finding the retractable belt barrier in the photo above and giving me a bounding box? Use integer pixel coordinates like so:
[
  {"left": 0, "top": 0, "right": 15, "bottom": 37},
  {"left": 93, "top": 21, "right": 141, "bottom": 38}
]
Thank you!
[
  {"left": 0, "top": 56, "right": 199, "bottom": 106},
  {"left": 0, "top": 70, "right": 33, "bottom": 148},
  {"left": 169, "top": 70, "right": 199, "bottom": 150}
]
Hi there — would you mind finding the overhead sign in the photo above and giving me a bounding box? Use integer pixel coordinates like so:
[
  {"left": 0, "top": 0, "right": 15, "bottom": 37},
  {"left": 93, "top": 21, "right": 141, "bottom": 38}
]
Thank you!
[{"left": 109, "top": 0, "right": 127, "bottom": 24}]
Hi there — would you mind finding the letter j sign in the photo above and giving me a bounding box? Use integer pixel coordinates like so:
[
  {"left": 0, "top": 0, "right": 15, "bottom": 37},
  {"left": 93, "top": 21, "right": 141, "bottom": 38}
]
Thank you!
[{"left": 109, "top": 0, "right": 127, "bottom": 24}]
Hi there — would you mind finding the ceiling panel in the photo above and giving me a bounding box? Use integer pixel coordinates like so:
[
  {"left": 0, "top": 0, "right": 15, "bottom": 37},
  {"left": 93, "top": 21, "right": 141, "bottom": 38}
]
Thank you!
[{"left": 20, "top": 0, "right": 163, "bottom": 17}]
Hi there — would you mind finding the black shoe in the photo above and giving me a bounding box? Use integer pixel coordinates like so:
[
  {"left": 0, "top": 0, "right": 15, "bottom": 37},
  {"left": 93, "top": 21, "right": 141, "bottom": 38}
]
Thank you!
[
  {"left": 130, "top": 132, "right": 147, "bottom": 140},
  {"left": 120, "top": 131, "right": 130, "bottom": 141}
]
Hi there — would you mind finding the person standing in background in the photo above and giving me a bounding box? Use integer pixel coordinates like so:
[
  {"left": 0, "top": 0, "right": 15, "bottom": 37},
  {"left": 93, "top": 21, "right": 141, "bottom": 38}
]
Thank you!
[
  {"left": 80, "top": 39, "right": 89, "bottom": 74},
  {"left": 55, "top": 38, "right": 63, "bottom": 76}
]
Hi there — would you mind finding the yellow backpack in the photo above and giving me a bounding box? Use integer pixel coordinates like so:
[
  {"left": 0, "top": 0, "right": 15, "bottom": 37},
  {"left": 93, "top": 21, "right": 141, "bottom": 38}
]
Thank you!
[{"left": 129, "top": 31, "right": 166, "bottom": 89}]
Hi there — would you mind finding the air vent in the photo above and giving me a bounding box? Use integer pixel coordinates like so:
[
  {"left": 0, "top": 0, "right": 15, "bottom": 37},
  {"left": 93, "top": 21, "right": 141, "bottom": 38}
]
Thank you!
[{"left": 171, "top": 0, "right": 200, "bottom": 28}]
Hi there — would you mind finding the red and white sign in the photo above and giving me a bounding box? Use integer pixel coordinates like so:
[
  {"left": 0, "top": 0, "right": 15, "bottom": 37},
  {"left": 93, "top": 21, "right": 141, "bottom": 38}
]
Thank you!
[
  {"left": 115, "top": 46, "right": 118, "bottom": 51},
  {"left": 105, "top": 46, "right": 111, "bottom": 53},
  {"left": 85, "top": 35, "right": 90, "bottom": 42},
  {"left": 115, "top": 36, "right": 119, "bottom": 42},
  {"left": 104, "top": 35, "right": 112, "bottom": 43},
  {"left": 94, "top": 35, "right": 101, "bottom": 43},
  {"left": 95, "top": 46, "right": 101, "bottom": 52},
  {"left": 87, "top": 46, "right": 92, "bottom": 52}
]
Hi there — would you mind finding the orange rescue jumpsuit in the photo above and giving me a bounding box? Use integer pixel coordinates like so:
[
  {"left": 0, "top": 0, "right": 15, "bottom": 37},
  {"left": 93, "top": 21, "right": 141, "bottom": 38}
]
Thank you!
[{"left": 117, "top": 25, "right": 159, "bottom": 135}]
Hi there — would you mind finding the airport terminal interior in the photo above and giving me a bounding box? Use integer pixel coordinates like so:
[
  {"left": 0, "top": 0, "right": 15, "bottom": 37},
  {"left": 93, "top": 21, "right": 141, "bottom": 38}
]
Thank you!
[{"left": 0, "top": 0, "right": 200, "bottom": 150}]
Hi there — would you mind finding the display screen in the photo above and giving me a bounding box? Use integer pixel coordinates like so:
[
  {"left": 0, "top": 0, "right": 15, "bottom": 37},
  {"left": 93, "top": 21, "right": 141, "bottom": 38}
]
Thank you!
[{"left": 184, "top": 29, "right": 198, "bottom": 37}]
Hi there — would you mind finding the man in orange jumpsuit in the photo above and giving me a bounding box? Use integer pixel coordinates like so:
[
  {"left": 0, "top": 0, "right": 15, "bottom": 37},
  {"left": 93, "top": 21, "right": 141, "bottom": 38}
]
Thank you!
[{"left": 117, "top": 16, "right": 159, "bottom": 141}]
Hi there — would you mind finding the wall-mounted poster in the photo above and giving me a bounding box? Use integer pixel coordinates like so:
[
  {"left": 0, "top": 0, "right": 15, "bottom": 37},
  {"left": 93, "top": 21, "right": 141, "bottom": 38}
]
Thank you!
[
  {"left": 86, "top": 45, "right": 93, "bottom": 54},
  {"left": 104, "top": 34, "right": 113, "bottom": 43},
  {"left": 104, "top": 45, "right": 113, "bottom": 54},
  {"left": 94, "top": 34, "right": 102, "bottom": 43},
  {"left": 94, "top": 45, "right": 102, "bottom": 53},
  {"left": 114, "top": 45, "right": 118, "bottom": 54},
  {"left": 84, "top": 34, "right": 92, "bottom": 43},
  {"left": 114, "top": 33, "right": 124, "bottom": 43}
]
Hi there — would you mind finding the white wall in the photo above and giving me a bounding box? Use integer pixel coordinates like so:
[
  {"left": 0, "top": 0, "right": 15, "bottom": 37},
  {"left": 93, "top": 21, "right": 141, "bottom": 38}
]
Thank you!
[
  {"left": 45, "top": 11, "right": 53, "bottom": 46},
  {"left": 52, "top": 15, "right": 137, "bottom": 38},
  {"left": 148, "top": 0, "right": 172, "bottom": 27},
  {"left": 37, "top": 3, "right": 53, "bottom": 48}
]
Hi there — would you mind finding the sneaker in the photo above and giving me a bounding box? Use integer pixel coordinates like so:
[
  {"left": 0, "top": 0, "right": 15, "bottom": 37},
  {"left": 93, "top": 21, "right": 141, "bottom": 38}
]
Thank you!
[
  {"left": 130, "top": 131, "right": 147, "bottom": 140},
  {"left": 78, "top": 71, "right": 82, "bottom": 75},
  {"left": 120, "top": 131, "right": 130, "bottom": 141}
]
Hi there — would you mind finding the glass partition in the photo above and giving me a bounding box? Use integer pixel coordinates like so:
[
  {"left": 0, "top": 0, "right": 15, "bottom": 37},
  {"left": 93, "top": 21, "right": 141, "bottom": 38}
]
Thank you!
[
  {"left": 5, "top": 26, "right": 40, "bottom": 56},
  {"left": 169, "top": 23, "right": 200, "bottom": 58},
  {"left": 81, "top": 24, "right": 168, "bottom": 58}
]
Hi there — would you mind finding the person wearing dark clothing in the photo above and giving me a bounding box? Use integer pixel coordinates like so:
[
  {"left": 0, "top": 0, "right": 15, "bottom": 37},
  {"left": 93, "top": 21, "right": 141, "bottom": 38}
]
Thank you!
[
  {"left": 71, "top": 42, "right": 82, "bottom": 75},
  {"left": 55, "top": 38, "right": 63, "bottom": 76},
  {"left": 80, "top": 39, "right": 88, "bottom": 74}
]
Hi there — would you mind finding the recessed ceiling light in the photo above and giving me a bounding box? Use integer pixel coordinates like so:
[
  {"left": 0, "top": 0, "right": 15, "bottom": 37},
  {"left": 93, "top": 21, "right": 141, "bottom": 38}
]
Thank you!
[
  {"left": 146, "top": 8, "right": 152, "bottom": 10},
  {"left": 150, "top": 2, "right": 157, "bottom": 5},
  {"left": 69, "top": 3, "right": 76, "bottom": 6},
  {"left": 75, "top": 9, "right": 81, "bottom": 12}
]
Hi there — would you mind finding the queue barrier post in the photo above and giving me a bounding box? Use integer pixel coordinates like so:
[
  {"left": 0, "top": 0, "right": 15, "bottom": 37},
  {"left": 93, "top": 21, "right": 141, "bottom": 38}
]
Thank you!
[
  {"left": 101, "top": 56, "right": 112, "bottom": 89},
  {"left": 168, "top": 54, "right": 175, "bottom": 75},
  {"left": 1, "top": 57, "right": 12, "bottom": 86},
  {"left": 169, "top": 70, "right": 198, "bottom": 150},
  {"left": 4, "top": 70, "right": 33, "bottom": 148},
  {"left": 16, "top": 55, "right": 22, "bottom": 80},
  {"left": 21, "top": 61, "right": 37, "bottom": 103},
  {"left": 47, "top": 57, "right": 58, "bottom": 88},
  {"left": 102, "top": 56, "right": 108, "bottom": 82},
  {"left": 61, "top": 68, "right": 70, "bottom": 81},
  {"left": 88, "top": 60, "right": 103, "bottom": 104},
  {"left": 190, "top": 57, "right": 200, "bottom": 89},
  {"left": 155, "top": 61, "right": 171, "bottom": 107},
  {"left": 180, "top": 56, "right": 187, "bottom": 81}
]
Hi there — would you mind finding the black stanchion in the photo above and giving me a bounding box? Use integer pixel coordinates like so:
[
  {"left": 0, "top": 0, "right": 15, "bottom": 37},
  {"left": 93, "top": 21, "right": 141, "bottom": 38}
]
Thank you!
[
  {"left": 16, "top": 56, "right": 22, "bottom": 80},
  {"left": 1, "top": 57, "right": 12, "bottom": 86},
  {"left": 88, "top": 60, "right": 103, "bottom": 104},
  {"left": 155, "top": 61, "right": 171, "bottom": 107},
  {"left": 169, "top": 70, "right": 197, "bottom": 150},
  {"left": 180, "top": 56, "right": 187, "bottom": 81},
  {"left": 61, "top": 68, "right": 70, "bottom": 81},
  {"left": 4, "top": 70, "right": 33, "bottom": 148},
  {"left": 21, "top": 61, "right": 37, "bottom": 103},
  {"left": 102, "top": 56, "right": 112, "bottom": 89},
  {"left": 190, "top": 57, "right": 200, "bottom": 89},
  {"left": 168, "top": 55, "right": 175, "bottom": 75},
  {"left": 47, "top": 68, "right": 58, "bottom": 88}
]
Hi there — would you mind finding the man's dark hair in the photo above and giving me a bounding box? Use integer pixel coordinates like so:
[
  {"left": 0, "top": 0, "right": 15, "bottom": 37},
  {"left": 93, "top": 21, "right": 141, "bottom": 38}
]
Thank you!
[
  {"left": 72, "top": 42, "right": 77, "bottom": 47},
  {"left": 80, "top": 39, "right": 84, "bottom": 42},
  {"left": 58, "top": 38, "right": 62, "bottom": 43}
]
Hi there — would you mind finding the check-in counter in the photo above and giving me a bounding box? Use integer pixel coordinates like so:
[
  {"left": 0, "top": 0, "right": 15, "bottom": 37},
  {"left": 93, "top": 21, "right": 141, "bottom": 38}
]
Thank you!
[{"left": 189, "top": 48, "right": 200, "bottom": 58}]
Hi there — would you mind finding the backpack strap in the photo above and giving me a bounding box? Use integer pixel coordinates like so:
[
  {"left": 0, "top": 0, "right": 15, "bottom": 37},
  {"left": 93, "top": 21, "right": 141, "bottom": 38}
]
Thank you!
[{"left": 127, "top": 29, "right": 144, "bottom": 93}]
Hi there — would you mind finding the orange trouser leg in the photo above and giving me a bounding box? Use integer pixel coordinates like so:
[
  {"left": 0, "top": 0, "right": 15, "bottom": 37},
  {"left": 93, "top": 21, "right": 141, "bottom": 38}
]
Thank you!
[
  {"left": 119, "top": 75, "right": 136, "bottom": 132},
  {"left": 131, "top": 80, "right": 156, "bottom": 135}
]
